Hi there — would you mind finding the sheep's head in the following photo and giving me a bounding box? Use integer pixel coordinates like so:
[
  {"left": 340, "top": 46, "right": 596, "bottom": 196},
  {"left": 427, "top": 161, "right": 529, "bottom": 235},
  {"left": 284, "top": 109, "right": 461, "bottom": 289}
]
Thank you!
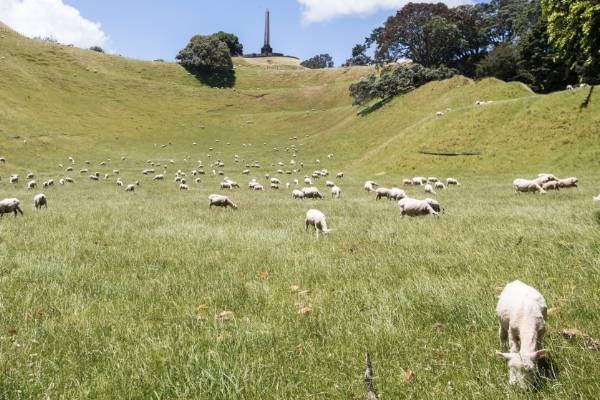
[{"left": 496, "top": 350, "right": 546, "bottom": 389}]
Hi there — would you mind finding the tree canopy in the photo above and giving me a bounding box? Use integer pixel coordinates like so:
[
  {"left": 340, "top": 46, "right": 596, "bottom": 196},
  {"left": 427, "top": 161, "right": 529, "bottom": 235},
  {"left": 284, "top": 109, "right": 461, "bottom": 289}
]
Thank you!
[
  {"left": 211, "top": 31, "right": 244, "bottom": 56},
  {"left": 176, "top": 35, "right": 235, "bottom": 87},
  {"left": 301, "top": 54, "right": 334, "bottom": 69}
]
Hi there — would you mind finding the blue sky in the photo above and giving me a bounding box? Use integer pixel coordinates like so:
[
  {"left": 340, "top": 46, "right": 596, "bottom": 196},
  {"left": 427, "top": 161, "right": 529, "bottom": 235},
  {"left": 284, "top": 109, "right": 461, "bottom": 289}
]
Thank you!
[{"left": 1, "top": 0, "right": 478, "bottom": 65}]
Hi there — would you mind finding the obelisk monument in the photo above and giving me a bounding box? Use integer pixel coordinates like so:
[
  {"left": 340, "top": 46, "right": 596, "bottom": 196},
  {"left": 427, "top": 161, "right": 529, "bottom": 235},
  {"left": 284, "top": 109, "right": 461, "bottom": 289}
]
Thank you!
[{"left": 260, "top": 9, "right": 273, "bottom": 56}]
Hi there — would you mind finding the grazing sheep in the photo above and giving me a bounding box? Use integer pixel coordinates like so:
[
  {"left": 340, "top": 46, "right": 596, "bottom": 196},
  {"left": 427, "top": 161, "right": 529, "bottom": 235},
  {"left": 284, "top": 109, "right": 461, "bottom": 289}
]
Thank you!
[
  {"left": 336, "top": 172, "right": 344, "bottom": 178},
  {"left": 325, "top": 180, "right": 335, "bottom": 188},
  {"left": 541, "top": 181, "right": 560, "bottom": 191},
  {"left": 557, "top": 177, "right": 578, "bottom": 188},
  {"left": 292, "top": 189, "right": 305, "bottom": 199},
  {"left": 153, "top": 174, "right": 165, "bottom": 181},
  {"left": 27, "top": 172, "right": 34, "bottom": 179},
  {"left": 208, "top": 194, "right": 238, "bottom": 209},
  {"left": 10, "top": 174, "right": 18, "bottom": 184},
  {"left": 252, "top": 183, "right": 264, "bottom": 191},
  {"left": 64, "top": 177, "right": 73, "bottom": 183},
  {"left": 125, "top": 184, "right": 135, "bottom": 192},
  {"left": 179, "top": 183, "right": 189, "bottom": 190},
  {"left": 33, "top": 193, "right": 47, "bottom": 209},
  {"left": 364, "top": 180, "right": 378, "bottom": 192},
  {"left": 116, "top": 179, "right": 124, "bottom": 187},
  {"left": 89, "top": 175, "right": 99, "bottom": 181},
  {"left": 375, "top": 187, "right": 391, "bottom": 200},
  {"left": 59, "top": 179, "right": 65, "bottom": 185},
  {"left": 66, "top": 166, "right": 73, "bottom": 172},
  {"left": 513, "top": 175, "right": 556, "bottom": 194},
  {"left": 0, "top": 157, "right": 5, "bottom": 163},
  {"left": 402, "top": 179, "right": 412, "bottom": 186},
  {"left": 398, "top": 197, "right": 439, "bottom": 217},
  {"left": 304, "top": 177, "right": 313, "bottom": 185},
  {"left": 331, "top": 185, "right": 341, "bottom": 199},
  {"left": 566, "top": 84, "right": 574, "bottom": 91},
  {"left": 436, "top": 111, "right": 444, "bottom": 116},
  {"left": 302, "top": 187, "right": 323, "bottom": 199},
  {"left": 424, "top": 198, "right": 442, "bottom": 213},
  {"left": 434, "top": 181, "right": 446, "bottom": 190},
  {"left": 305, "top": 209, "right": 329, "bottom": 237},
  {"left": 220, "top": 181, "right": 233, "bottom": 189},
  {"left": 270, "top": 183, "right": 279, "bottom": 189},
  {"left": 270, "top": 178, "right": 281, "bottom": 185},
  {"left": 0, "top": 198, "right": 23, "bottom": 217},
  {"left": 27, "top": 180, "right": 37, "bottom": 189},
  {"left": 496, "top": 280, "right": 547, "bottom": 390},
  {"left": 594, "top": 194, "right": 600, "bottom": 202},
  {"left": 424, "top": 183, "right": 436, "bottom": 195},
  {"left": 446, "top": 178, "right": 461, "bottom": 186},
  {"left": 427, "top": 177, "right": 439, "bottom": 183},
  {"left": 412, "top": 177, "right": 426, "bottom": 186},
  {"left": 389, "top": 187, "right": 406, "bottom": 201}
]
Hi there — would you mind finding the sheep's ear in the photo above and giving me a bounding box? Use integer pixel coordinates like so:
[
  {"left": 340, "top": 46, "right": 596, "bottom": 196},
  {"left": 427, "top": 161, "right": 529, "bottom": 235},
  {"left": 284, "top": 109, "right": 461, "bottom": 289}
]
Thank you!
[
  {"left": 533, "top": 349, "right": 547, "bottom": 360},
  {"left": 496, "top": 351, "right": 512, "bottom": 361}
]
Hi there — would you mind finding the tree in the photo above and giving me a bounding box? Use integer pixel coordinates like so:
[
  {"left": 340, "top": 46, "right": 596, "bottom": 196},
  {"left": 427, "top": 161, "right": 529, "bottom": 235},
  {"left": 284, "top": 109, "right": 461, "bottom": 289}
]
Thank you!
[
  {"left": 301, "top": 54, "right": 334, "bottom": 69},
  {"left": 344, "top": 44, "right": 372, "bottom": 66},
  {"left": 476, "top": 43, "right": 524, "bottom": 82},
  {"left": 211, "top": 31, "right": 244, "bottom": 56},
  {"left": 89, "top": 46, "right": 104, "bottom": 53},
  {"left": 542, "top": 0, "right": 600, "bottom": 82},
  {"left": 176, "top": 35, "right": 235, "bottom": 87}
]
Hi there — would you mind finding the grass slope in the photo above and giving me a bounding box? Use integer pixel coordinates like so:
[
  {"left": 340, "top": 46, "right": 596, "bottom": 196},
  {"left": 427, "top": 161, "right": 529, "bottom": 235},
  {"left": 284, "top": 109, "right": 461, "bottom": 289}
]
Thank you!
[{"left": 0, "top": 22, "right": 599, "bottom": 400}]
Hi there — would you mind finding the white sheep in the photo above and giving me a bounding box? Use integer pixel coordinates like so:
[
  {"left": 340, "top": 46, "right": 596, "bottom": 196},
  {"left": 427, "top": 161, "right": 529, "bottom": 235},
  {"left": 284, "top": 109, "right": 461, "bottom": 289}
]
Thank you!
[
  {"left": 594, "top": 194, "right": 600, "bottom": 202},
  {"left": 292, "top": 189, "right": 305, "bottom": 199},
  {"left": 27, "top": 180, "right": 37, "bottom": 189},
  {"left": 325, "top": 180, "right": 335, "bottom": 188},
  {"left": 336, "top": 172, "right": 344, "bottom": 178},
  {"left": 0, "top": 198, "right": 24, "bottom": 217},
  {"left": 398, "top": 197, "right": 439, "bottom": 217},
  {"left": 27, "top": 172, "right": 35, "bottom": 179},
  {"left": 434, "top": 181, "right": 446, "bottom": 190},
  {"left": 541, "top": 181, "right": 559, "bottom": 191},
  {"left": 208, "top": 194, "right": 238, "bottom": 209},
  {"left": 270, "top": 177, "right": 280, "bottom": 185},
  {"left": 375, "top": 187, "right": 391, "bottom": 200},
  {"left": 436, "top": 111, "right": 444, "bottom": 117},
  {"left": 10, "top": 174, "right": 18, "bottom": 184},
  {"left": 125, "top": 184, "right": 135, "bottom": 192},
  {"left": 389, "top": 187, "right": 406, "bottom": 201},
  {"left": 402, "top": 179, "right": 412, "bottom": 186},
  {"left": 302, "top": 187, "right": 323, "bottom": 199},
  {"left": 557, "top": 177, "right": 578, "bottom": 188},
  {"left": 331, "top": 185, "right": 341, "bottom": 199},
  {"left": 252, "top": 183, "right": 264, "bottom": 191},
  {"left": 270, "top": 183, "right": 279, "bottom": 189},
  {"left": 427, "top": 177, "right": 439, "bottom": 183},
  {"left": 423, "top": 198, "right": 441, "bottom": 213},
  {"left": 179, "top": 183, "right": 189, "bottom": 190},
  {"left": 33, "top": 193, "right": 47, "bottom": 210},
  {"left": 513, "top": 175, "right": 556, "bottom": 194},
  {"left": 304, "top": 177, "right": 313, "bottom": 185},
  {"left": 59, "top": 179, "right": 65, "bottom": 185},
  {"left": 424, "top": 183, "right": 436, "bottom": 195},
  {"left": 446, "top": 177, "right": 461, "bottom": 186},
  {"left": 412, "top": 177, "right": 426, "bottom": 186},
  {"left": 496, "top": 280, "right": 548, "bottom": 389},
  {"left": 305, "top": 209, "right": 329, "bottom": 237},
  {"left": 89, "top": 175, "right": 99, "bottom": 181},
  {"left": 364, "top": 180, "right": 378, "bottom": 192}
]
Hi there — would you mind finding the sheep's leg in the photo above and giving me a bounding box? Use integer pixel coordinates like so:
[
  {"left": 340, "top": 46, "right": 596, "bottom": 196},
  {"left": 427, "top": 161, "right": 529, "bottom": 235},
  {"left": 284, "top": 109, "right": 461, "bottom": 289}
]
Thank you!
[
  {"left": 305, "top": 220, "right": 309, "bottom": 231},
  {"left": 499, "top": 322, "right": 508, "bottom": 348},
  {"left": 509, "top": 328, "right": 519, "bottom": 353}
]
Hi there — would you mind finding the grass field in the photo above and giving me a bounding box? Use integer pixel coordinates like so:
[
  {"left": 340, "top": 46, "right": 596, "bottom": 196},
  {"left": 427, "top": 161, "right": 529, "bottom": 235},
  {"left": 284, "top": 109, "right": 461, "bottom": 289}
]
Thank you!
[{"left": 1, "top": 23, "right": 600, "bottom": 399}]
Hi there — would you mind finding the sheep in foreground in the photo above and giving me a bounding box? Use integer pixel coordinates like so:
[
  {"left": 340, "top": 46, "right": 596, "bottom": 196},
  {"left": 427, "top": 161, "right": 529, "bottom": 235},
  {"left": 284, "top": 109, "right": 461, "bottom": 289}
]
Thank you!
[
  {"left": 513, "top": 175, "right": 556, "bottom": 194},
  {"left": 331, "top": 185, "right": 341, "bottom": 199},
  {"left": 424, "top": 183, "right": 436, "bottom": 195},
  {"left": 541, "top": 181, "right": 559, "bottom": 191},
  {"left": 496, "top": 280, "right": 547, "bottom": 390},
  {"left": 208, "top": 194, "right": 238, "bottom": 209},
  {"left": 557, "top": 177, "right": 578, "bottom": 188},
  {"left": 424, "top": 198, "right": 441, "bottom": 213},
  {"left": 33, "top": 193, "right": 47, "bottom": 210},
  {"left": 389, "top": 187, "right": 406, "bottom": 201},
  {"left": 0, "top": 198, "right": 24, "bottom": 217},
  {"left": 375, "top": 187, "right": 391, "bottom": 200},
  {"left": 305, "top": 209, "right": 329, "bottom": 237},
  {"left": 398, "top": 198, "right": 439, "bottom": 217},
  {"left": 302, "top": 187, "right": 323, "bottom": 199},
  {"left": 292, "top": 189, "right": 305, "bottom": 199}
]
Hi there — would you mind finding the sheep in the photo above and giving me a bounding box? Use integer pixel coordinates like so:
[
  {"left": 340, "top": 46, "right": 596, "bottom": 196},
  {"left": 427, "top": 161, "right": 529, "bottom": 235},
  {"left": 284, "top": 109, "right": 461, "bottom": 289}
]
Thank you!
[
  {"left": 424, "top": 183, "right": 436, "bottom": 195},
  {"left": 270, "top": 183, "right": 279, "bottom": 189},
  {"left": 89, "top": 175, "right": 99, "bottom": 181},
  {"left": 331, "top": 185, "right": 341, "bottom": 199},
  {"left": 0, "top": 198, "right": 23, "bottom": 217},
  {"left": 27, "top": 180, "right": 37, "bottom": 189},
  {"left": 292, "top": 189, "right": 305, "bottom": 199},
  {"left": 325, "top": 180, "right": 335, "bottom": 188},
  {"left": 252, "top": 183, "right": 264, "bottom": 191},
  {"left": 305, "top": 209, "right": 329, "bottom": 237},
  {"left": 242, "top": 169, "right": 250, "bottom": 175},
  {"left": 566, "top": 84, "right": 574, "bottom": 91},
  {"left": 179, "top": 183, "right": 189, "bottom": 190},
  {"left": 220, "top": 181, "right": 233, "bottom": 189},
  {"left": 427, "top": 177, "right": 439, "bottom": 183},
  {"left": 513, "top": 174, "right": 556, "bottom": 194},
  {"left": 195, "top": 178, "right": 202, "bottom": 184},
  {"left": 270, "top": 177, "right": 281, "bottom": 185},
  {"left": 64, "top": 177, "right": 73, "bottom": 183},
  {"left": 208, "top": 194, "right": 238, "bottom": 209},
  {"left": 33, "top": 193, "right": 47, "bottom": 210},
  {"left": 65, "top": 166, "right": 73, "bottom": 172},
  {"left": 402, "top": 179, "right": 412, "bottom": 186},
  {"left": 59, "top": 179, "right": 65, "bottom": 185},
  {"left": 398, "top": 197, "right": 439, "bottom": 217},
  {"left": 0, "top": 157, "right": 5, "bottom": 163},
  {"left": 557, "top": 177, "right": 578, "bottom": 188},
  {"left": 541, "top": 181, "right": 559, "bottom": 191},
  {"left": 125, "top": 184, "right": 135, "bottom": 192},
  {"left": 113, "top": 169, "right": 119, "bottom": 175},
  {"left": 304, "top": 177, "right": 313, "bottom": 185},
  {"left": 302, "top": 187, "right": 323, "bottom": 199},
  {"left": 412, "top": 177, "right": 426, "bottom": 186},
  {"left": 116, "top": 179, "right": 124, "bottom": 187},
  {"left": 496, "top": 280, "right": 548, "bottom": 390},
  {"left": 594, "top": 194, "right": 600, "bottom": 202},
  {"left": 46, "top": 179, "right": 54, "bottom": 187},
  {"left": 10, "top": 174, "right": 18, "bottom": 184},
  {"left": 336, "top": 172, "right": 344, "bottom": 178},
  {"left": 364, "top": 180, "right": 378, "bottom": 192},
  {"left": 153, "top": 174, "right": 165, "bottom": 181},
  {"left": 424, "top": 198, "right": 442, "bottom": 213},
  {"left": 436, "top": 111, "right": 444, "bottom": 117},
  {"left": 375, "top": 187, "right": 391, "bottom": 200},
  {"left": 434, "top": 181, "right": 446, "bottom": 190},
  {"left": 446, "top": 177, "right": 461, "bottom": 186},
  {"left": 389, "top": 187, "right": 406, "bottom": 201},
  {"left": 27, "top": 172, "right": 35, "bottom": 179}
]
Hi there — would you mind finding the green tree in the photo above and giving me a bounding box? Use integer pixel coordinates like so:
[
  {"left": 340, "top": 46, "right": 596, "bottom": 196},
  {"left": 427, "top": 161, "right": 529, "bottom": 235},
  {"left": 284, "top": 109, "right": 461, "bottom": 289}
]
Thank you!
[
  {"left": 176, "top": 35, "right": 235, "bottom": 87},
  {"left": 89, "top": 46, "right": 104, "bottom": 53},
  {"left": 301, "top": 54, "right": 334, "bottom": 69},
  {"left": 542, "top": 0, "right": 600, "bottom": 82},
  {"left": 211, "top": 31, "right": 244, "bottom": 56},
  {"left": 344, "top": 44, "right": 372, "bottom": 66},
  {"left": 476, "top": 43, "right": 524, "bottom": 82}
]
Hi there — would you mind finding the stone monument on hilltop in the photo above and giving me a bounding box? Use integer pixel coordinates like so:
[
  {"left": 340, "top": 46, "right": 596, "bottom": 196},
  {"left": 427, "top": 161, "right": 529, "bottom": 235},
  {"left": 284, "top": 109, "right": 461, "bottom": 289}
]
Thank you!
[{"left": 261, "top": 9, "right": 273, "bottom": 56}]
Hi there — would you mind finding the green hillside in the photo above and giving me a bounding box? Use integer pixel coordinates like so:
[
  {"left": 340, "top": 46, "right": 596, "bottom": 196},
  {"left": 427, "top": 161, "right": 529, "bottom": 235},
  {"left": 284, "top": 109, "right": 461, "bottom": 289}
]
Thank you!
[{"left": 1, "top": 22, "right": 598, "bottom": 175}]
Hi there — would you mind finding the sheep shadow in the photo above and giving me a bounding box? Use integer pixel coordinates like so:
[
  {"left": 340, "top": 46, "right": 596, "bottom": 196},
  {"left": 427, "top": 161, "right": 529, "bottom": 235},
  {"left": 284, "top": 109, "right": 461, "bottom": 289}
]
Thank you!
[{"left": 534, "top": 355, "right": 559, "bottom": 389}]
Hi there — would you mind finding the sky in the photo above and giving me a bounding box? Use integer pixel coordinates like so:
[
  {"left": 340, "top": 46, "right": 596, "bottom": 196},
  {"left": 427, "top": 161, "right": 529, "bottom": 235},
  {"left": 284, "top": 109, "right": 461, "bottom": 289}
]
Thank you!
[{"left": 0, "top": 0, "right": 477, "bottom": 65}]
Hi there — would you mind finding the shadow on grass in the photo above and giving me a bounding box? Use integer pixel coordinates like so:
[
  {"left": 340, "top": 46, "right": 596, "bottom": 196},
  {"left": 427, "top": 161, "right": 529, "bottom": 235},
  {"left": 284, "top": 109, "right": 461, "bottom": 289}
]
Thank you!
[
  {"left": 535, "top": 355, "right": 559, "bottom": 389},
  {"left": 184, "top": 66, "right": 236, "bottom": 88},
  {"left": 593, "top": 210, "right": 600, "bottom": 225},
  {"left": 357, "top": 97, "right": 393, "bottom": 116}
]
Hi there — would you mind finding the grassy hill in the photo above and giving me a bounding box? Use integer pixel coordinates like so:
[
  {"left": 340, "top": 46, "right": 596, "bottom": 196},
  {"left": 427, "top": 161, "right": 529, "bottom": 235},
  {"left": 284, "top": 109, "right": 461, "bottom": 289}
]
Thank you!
[{"left": 1, "top": 22, "right": 600, "bottom": 400}]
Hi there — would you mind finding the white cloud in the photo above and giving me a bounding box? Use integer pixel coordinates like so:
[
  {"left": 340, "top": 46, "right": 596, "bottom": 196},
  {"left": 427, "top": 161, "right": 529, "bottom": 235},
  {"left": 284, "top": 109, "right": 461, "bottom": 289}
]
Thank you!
[
  {"left": 0, "top": 0, "right": 108, "bottom": 48},
  {"left": 297, "top": 0, "right": 475, "bottom": 23}
]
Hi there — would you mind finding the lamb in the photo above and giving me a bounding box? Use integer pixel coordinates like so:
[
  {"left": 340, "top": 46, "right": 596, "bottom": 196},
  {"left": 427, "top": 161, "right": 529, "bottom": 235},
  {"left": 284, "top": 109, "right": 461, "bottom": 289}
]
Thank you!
[
  {"left": 424, "top": 183, "right": 436, "bottom": 195},
  {"left": 398, "top": 197, "right": 439, "bottom": 217},
  {"left": 331, "top": 185, "right": 341, "bottom": 199},
  {"left": 496, "top": 280, "right": 548, "bottom": 389},
  {"left": 305, "top": 209, "right": 329, "bottom": 237},
  {"left": 0, "top": 198, "right": 24, "bottom": 217},
  {"left": 208, "top": 194, "right": 238, "bottom": 209},
  {"left": 292, "top": 189, "right": 305, "bottom": 199},
  {"left": 364, "top": 180, "right": 378, "bottom": 192},
  {"left": 375, "top": 187, "right": 391, "bottom": 200},
  {"left": 302, "top": 187, "right": 323, "bottom": 199},
  {"left": 557, "top": 177, "right": 578, "bottom": 188},
  {"left": 27, "top": 180, "right": 37, "bottom": 189},
  {"left": 446, "top": 177, "right": 461, "bottom": 186},
  {"left": 541, "top": 181, "right": 560, "bottom": 191},
  {"left": 125, "top": 184, "right": 135, "bottom": 192},
  {"left": 33, "top": 193, "right": 47, "bottom": 209}
]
